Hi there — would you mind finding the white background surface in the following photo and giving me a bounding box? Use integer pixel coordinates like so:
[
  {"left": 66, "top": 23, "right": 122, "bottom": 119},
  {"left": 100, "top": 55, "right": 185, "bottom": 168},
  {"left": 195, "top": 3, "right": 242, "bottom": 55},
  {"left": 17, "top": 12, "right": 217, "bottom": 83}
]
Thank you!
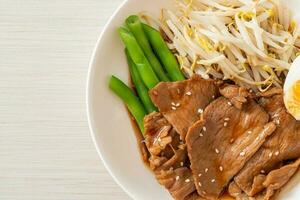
[{"left": 0, "top": 0, "right": 130, "bottom": 199}]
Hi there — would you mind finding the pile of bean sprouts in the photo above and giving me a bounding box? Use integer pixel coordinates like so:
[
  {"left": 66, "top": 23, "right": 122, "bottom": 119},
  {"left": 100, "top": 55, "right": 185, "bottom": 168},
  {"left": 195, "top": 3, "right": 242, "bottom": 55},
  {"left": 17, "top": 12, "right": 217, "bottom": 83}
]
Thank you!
[{"left": 141, "top": 0, "right": 300, "bottom": 92}]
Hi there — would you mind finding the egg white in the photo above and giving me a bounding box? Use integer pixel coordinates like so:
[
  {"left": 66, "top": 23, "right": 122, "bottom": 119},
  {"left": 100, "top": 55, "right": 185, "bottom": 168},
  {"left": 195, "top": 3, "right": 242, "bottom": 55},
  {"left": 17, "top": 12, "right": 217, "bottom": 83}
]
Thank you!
[{"left": 284, "top": 56, "right": 300, "bottom": 120}]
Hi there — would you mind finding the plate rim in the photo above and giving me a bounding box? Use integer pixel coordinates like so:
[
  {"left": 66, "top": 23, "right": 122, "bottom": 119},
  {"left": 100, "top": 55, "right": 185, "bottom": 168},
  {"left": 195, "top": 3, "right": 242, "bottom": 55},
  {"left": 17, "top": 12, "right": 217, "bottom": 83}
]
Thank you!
[{"left": 86, "top": 0, "right": 134, "bottom": 199}]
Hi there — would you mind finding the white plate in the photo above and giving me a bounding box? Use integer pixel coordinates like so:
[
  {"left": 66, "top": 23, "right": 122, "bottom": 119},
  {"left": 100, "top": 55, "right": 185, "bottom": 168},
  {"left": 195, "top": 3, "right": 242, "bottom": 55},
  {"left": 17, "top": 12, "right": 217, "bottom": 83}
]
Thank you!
[{"left": 87, "top": 0, "right": 300, "bottom": 199}]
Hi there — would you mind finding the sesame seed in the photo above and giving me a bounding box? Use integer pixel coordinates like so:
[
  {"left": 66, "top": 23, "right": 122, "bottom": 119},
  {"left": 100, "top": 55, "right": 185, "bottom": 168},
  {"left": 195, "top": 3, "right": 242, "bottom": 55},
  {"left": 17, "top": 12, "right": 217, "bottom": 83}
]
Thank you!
[
  {"left": 275, "top": 119, "right": 280, "bottom": 125},
  {"left": 261, "top": 170, "right": 265, "bottom": 174},
  {"left": 198, "top": 173, "right": 202, "bottom": 177},
  {"left": 177, "top": 89, "right": 181, "bottom": 94},
  {"left": 224, "top": 118, "right": 230, "bottom": 121},
  {"left": 171, "top": 106, "right": 177, "bottom": 110},
  {"left": 185, "top": 179, "right": 190, "bottom": 183},
  {"left": 212, "top": 95, "right": 215, "bottom": 99},
  {"left": 230, "top": 138, "right": 234, "bottom": 143},
  {"left": 176, "top": 176, "right": 180, "bottom": 181},
  {"left": 186, "top": 91, "right": 192, "bottom": 96},
  {"left": 199, "top": 133, "right": 204, "bottom": 137},
  {"left": 180, "top": 162, "right": 184, "bottom": 167},
  {"left": 227, "top": 101, "right": 232, "bottom": 106},
  {"left": 224, "top": 122, "right": 228, "bottom": 127},
  {"left": 205, "top": 168, "right": 209, "bottom": 173},
  {"left": 247, "top": 131, "right": 252, "bottom": 134},
  {"left": 211, "top": 179, "right": 216, "bottom": 183},
  {"left": 175, "top": 103, "right": 181, "bottom": 107},
  {"left": 255, "top": 136, "right": 260, "bottom": 141},
  {"left": 198, "top": 182, "right": 202, "bottom": 187},
  {"left": 171, "top": 102, "right": 176, "bottom": 106},
  {"left": 249, "top": 89, "right": 253, "bottom": 93},
  {"left": 275, "top": 151, "right": 279, "bottom": 156},
  {"left": 240, "top": 151, "right": 246, "bottom": 156},
  {"left": 198, "top": 108, "right": 204, "bottom": 114},
  {"left": 203, "top": 126, "right": 207, "bottom": 132},
  {"left": 269, "top": 152, "right": 273, "bottom": 158},
  {"left": 202, "top": 191, "right": 206, "bottom": 195},
  {"left": 219, "top": 166, "right": 223, "bottom": 171},
  {"left": 158, "top": 137, "right": 161, "bottom": 142},
  {"left": 215, "top": 148, "right": 220, "bottom": 154}
]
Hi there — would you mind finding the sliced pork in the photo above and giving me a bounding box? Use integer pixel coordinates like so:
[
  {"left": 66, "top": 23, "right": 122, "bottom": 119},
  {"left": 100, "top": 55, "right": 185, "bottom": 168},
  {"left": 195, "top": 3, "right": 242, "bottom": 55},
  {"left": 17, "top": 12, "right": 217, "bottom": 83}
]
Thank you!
[
  {"left": 228, "top": 182, "right": 254, "bottom": 200},
  {"left": 219, "top": 84, "right": 250, "bottom": 109},
  {"left": 186, "top": 96, "right": 276, "bottom": 199},
  {"left": 142, "top": 82, "right": 300, "bottom": 200},
  {"left": 149, "top": 75, "right": 219, "bottom": 140},
  {"left": 234, "top": 91, "right": 300, "bottom": 198},
  {"left": 156, "top": 167, "right": 196, "bottom": 200},
  {"left": 144, "top": 112, "right": 197, "bottom": 200},
  {"left": 262, "top": 159, "right": 300, "bottom": 200},
  {"left": 229, "top": 159, "right": 300, "bottom": 200}
]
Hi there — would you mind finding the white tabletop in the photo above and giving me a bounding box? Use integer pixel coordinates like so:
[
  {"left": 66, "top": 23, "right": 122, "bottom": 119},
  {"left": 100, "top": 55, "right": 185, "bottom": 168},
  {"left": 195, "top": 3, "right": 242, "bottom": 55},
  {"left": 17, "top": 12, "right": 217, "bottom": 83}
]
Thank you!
[{"left": 0, "top": 0, "right": 131, "bottom": 199}]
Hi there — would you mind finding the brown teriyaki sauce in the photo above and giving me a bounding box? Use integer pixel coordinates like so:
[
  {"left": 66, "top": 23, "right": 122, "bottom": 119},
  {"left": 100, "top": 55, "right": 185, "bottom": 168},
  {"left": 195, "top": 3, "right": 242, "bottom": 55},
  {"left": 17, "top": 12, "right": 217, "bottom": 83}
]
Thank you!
[{"left": 128, "top": 76, "right": 150, "bottom": 166}]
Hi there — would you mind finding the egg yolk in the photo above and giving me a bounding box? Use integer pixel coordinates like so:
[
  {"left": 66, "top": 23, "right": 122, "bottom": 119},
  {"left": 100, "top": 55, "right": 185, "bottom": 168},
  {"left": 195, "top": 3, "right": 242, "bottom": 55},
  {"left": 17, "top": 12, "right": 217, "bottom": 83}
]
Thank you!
[
  {"left": 292, "top": 80, "right": 300, "bottom": 101},
  {"left": 286, "top": 80, "right": 300, "bottom": 119}
]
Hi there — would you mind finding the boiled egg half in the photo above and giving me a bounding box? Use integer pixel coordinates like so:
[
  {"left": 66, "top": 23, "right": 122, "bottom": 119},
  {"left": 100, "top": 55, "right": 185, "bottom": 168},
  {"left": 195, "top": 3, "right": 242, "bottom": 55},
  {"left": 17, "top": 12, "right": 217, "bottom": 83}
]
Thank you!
[{"left": 284, "top": 56, "right": 300, "bottom": 120}]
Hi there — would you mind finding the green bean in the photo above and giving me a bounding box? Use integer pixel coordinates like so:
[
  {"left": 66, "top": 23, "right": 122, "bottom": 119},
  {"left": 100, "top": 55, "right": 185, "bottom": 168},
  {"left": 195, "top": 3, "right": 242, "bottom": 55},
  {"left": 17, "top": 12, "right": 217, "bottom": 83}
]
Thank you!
[
  {"left": 109, "top": 75, "right": 146, "bottom": 133},
  {"left": 126, "top": 15, "right": 170, "bottom": 82},
  {"left": 118, "top": 27, "right": 159, "bottom": 89},
  {"left": 142, "top": 23, "right": 185, "bottom": 81},
  {"left": 125, "top": 49, "right": 157, "bottom": 113}
]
